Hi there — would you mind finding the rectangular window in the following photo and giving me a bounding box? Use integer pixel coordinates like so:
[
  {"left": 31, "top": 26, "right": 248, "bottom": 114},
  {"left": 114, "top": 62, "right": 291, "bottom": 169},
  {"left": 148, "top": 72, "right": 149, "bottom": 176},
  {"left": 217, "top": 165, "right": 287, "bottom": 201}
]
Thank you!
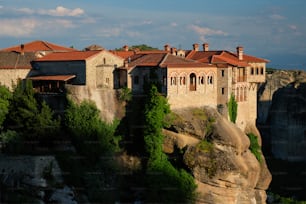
[
  {"left": 221, "top": 87, "right": 225, "bottom": 95},
  {"left": 221, "top": 70, "right": 225, "bottom": 77}
]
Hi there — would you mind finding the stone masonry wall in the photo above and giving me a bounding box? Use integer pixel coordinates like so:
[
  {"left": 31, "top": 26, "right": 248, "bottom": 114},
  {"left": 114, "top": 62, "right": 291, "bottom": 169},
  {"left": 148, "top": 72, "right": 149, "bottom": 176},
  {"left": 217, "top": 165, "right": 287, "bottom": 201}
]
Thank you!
[{"left": 0, "top": 69, "right": 30, "bottom": 89}]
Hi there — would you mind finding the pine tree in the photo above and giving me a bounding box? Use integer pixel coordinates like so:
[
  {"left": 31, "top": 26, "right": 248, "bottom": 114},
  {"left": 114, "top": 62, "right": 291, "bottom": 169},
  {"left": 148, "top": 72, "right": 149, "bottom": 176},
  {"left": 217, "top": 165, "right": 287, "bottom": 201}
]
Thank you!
[{"left": 228, "top": 93, "right": 238, "bottom": 123}]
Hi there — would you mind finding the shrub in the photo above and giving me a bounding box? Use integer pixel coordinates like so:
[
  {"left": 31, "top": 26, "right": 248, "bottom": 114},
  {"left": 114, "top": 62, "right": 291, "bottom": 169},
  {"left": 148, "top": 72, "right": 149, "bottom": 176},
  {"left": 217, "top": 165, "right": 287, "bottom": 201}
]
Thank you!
[
  {"left": 0, "top": 130, "right": 23, "bottom": 153},
  {"left": 64, "top": 100, "right": 120, "bottom": 159},
  {"left": 247, "top": 133, "right": 262, "bottom": 163},
  {"left": 118, "top": 87, "right": 132, "bottom": 102}
]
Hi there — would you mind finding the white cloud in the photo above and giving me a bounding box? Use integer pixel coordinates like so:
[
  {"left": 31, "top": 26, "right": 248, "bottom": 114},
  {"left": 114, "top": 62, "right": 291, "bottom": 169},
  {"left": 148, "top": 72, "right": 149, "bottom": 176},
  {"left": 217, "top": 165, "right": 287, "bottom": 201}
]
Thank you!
[
  {"left": 189, "top": 25, "right": 227, "bottom": 42},
  {"left": 170, "top": 22, "right": 178, "bottom": 27},
  {"left": 42, "top": 6, "right": 84, "bottom": 17},
  {"left": 17, "top": 6, "right": 84, "bottom": 17},
  {"left": 54, "top": 19, "right": 76, "bottom": 28},
  {"left": 289, "top": 24, "right": 297, "bottom": 31},
  {"left": 0, "top": 18, "right": 36, "bottom": 37},
  {"left": 17, "top": 7, "right": 35, "bottom": 14},
  {"left": 270, "top": 14, "right": 285, "bottom": 20},
  {"left": 97, "top": 28, "right": 122, "bottom": 38}
]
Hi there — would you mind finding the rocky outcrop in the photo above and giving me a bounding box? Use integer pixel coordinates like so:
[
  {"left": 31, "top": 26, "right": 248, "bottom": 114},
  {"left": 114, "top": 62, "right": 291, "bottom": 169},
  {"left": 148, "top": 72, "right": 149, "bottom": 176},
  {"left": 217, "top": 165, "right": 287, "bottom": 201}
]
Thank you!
[
  {"left": 258, "top": 70, "right": 306, "bottom": 161},
  {"left": 0, "top": 156, "right": 78, "bottom": 203},
  {"left": 163, "top": 107, "right": 272, "bottom": 204}
]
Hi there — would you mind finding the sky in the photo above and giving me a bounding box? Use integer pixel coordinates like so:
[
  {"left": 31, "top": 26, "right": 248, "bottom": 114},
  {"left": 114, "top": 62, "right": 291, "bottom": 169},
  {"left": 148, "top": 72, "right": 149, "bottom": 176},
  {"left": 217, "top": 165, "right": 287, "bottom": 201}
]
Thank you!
[{"left": 0, "top": 0, "right": 306, "bottom": 70}]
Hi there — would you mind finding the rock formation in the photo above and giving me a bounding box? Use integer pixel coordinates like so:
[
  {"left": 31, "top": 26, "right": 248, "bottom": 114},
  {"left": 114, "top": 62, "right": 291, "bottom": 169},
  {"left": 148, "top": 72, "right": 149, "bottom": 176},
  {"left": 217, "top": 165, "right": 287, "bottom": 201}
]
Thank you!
[
  {"left": 258, "top": 70, "right": 306, "bottom": 161},
  {"left": 163, "top": 107, "right": 272, "bottom": 204},
  {"left": 0, "top": 156, "right": 78, "bottom": 203}
]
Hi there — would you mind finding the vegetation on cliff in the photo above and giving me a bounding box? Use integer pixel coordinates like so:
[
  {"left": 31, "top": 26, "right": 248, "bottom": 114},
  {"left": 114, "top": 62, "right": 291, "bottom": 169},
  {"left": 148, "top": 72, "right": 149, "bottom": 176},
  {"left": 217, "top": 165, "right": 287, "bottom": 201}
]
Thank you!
[
  {"left": 247, "top": 133, "right": 262, "bottom": 163},
  {"left": 143, "top": 84, "right": 197, "bottom": 203}
]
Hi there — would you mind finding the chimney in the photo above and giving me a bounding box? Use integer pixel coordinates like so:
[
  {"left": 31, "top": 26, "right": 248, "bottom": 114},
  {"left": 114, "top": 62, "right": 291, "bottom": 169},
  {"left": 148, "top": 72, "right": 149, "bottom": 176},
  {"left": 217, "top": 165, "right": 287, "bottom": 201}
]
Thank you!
[
  {"left": 171, "top": 47, "right": 177, "bottom": 55},
  {"left": 123, "top": 45, "right": 129, "bottom": 51},
  {"left": 203, "top": 43, "right": 209, "bottom": 51},
  {"left": 164, "top": 44, "right": 170, "bottom": 52},
  {"left": 237, "top": 46, "right": 244, "bottom": 60},
  {"left": 193, "top": 43, "right": 199, "bottom": 51},
  {"left": 20, "top": 44, "right": 24, "bottom": 55}
]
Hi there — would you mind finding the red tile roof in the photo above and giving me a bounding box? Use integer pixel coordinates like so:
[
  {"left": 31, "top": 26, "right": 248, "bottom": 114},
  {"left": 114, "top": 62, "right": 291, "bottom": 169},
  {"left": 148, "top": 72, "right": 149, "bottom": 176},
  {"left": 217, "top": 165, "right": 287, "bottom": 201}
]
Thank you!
[
  {"left": 1, "top": 40, "right": 77, "bottom": 52},
  {"left": 28, "top": 75, "right": 76, "bottom": 81},
  {"left": 35, "top": 50, "right": 102, "bottom": 62},
  {"left": 186, "top": 49, "right": 268, "bottom": 67},
  {"left": 125, "top": 53, "right": 215, "bottom": 69},
  {"left": 111, "top": 51, "right": 135, "bottom": 60},
  {"left": 111, "top": 50, "right": 169, "bottom": 60}
]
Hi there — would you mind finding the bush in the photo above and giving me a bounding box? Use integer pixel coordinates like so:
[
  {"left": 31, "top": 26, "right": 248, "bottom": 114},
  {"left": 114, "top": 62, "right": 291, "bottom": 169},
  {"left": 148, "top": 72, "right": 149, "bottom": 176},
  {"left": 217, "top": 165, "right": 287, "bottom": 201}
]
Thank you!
[
  {"left": 247, "top": 133, "right": 262, "bottom": 163},
  {"left": 0, "top": 130, "right": 23, "bottom": 153},
  {"left": 118, "top": 87, "right": 132, "bottom": 102},
  {"left": 64, "top": 100, "right": 120, "bottom": 159}
]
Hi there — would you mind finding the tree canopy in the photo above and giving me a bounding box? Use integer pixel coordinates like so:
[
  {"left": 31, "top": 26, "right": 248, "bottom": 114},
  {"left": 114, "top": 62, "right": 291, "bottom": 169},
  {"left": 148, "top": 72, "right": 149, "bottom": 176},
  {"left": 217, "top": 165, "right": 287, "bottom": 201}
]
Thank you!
[
  {"left": 0, "top": 85, "right": 12, "bottom": 128},
  {"left": 116, "top": 44, "right": 158, "bottom": 51}
]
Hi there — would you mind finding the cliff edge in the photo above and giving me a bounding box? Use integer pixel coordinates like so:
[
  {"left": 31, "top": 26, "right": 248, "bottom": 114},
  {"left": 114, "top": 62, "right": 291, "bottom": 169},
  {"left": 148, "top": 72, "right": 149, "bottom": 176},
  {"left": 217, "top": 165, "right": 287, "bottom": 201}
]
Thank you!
[
  {"left": 258, "top": 70, "right": 306, "bottom": 161},
  {"left": 163, "top": 107, "right": 272, "bottom": 204}
]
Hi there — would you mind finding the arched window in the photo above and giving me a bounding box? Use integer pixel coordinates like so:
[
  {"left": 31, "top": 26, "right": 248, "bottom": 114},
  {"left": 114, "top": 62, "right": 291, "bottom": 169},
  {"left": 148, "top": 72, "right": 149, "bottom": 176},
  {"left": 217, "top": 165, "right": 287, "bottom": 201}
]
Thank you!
[
  {"left": 189, "top": 73, "right": 196, "bottom": 91},
  {"left": 171, "top": 77, "right": 176, "bottom": 85},
  {"left": 180, "top": 76, "right": 186, "bottom": 85},
  {"left": 244, "top": 87, "right": 247, "bottom": 101},
  {"left": 251, "top": 67, "right": 254, "bottom": 75},
  {"left": 103, "top": 57, "right": 106, "bottom": 64},
  {"left": 260, "top": 67, "right": 264, "bottom": 75},
  {"left": 198, "top": 76, "right": 204, "bottom": 85},
  {"left": 207, "top": 76, "right": 213, "bottom": 84},
  {"left": 256, "top": 68, "right": 259, "bottom": 75},
  {"left": 240, "top": 87, "right": 244, "bottom": 101}
]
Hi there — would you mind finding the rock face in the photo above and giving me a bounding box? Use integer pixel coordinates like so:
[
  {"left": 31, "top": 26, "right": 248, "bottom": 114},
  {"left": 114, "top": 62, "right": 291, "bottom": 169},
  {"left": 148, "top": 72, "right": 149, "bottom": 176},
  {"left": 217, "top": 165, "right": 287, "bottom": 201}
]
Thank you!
[
  {"left": 0, "top": 156, "right": 78, "bottom": 203},
  {"left": 163, "top": 107, "right": 272, "bottom": 204},
  {"left": 66, "top": 86, "right": 124, "bottom": 123},
  {"left": 258, "top": 70, "right": 306, "bottom": 161}
]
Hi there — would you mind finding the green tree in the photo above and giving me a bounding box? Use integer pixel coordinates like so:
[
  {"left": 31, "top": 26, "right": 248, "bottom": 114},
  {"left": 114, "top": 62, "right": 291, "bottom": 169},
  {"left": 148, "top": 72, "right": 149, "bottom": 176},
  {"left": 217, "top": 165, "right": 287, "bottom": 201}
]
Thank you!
[
  {"left": 115, "top": 44, "right": 158, "bottom": 51},
  {"left": 228, "top": 93, "right": 238, "bottom": 123},
  {"left": 64, "top": 99, "right": 119, "bottom": 157},
  {"left": 143, "top": 84, "right": 196, "bottom": 203},
  {"left": 0, "top": 85, "right": 12, "bottom": 128},
  {"left": 5, "top": 80, "right": 60, "bottom": 139}
]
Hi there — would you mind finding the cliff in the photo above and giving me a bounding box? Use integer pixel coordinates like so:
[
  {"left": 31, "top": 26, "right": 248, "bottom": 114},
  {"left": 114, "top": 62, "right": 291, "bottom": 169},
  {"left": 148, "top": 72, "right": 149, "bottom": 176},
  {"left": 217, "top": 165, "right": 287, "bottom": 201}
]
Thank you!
[
  {"left": 258, "top": 70, "right": 306, "bottom": 161},
  {"left": 163, "top": 107, "right": 272, "bottom": 204}
]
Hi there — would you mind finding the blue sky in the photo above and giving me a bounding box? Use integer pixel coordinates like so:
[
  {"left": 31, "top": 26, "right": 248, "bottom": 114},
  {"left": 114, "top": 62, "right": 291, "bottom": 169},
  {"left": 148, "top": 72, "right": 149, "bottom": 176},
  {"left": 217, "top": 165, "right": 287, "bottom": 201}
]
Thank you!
[{"left": 0, "top": 0, "right": 306, "bottom": 70}]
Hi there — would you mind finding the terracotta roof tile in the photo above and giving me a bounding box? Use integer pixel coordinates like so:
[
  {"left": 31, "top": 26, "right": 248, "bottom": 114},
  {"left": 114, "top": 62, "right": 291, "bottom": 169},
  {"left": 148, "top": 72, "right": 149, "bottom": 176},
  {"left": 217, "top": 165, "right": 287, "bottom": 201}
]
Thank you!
[
  {"left": 243, "top": 54, "right": 270, "bottom": 63},
  {"left": 1, "top": 40, "right": 77, "bottom": 52},
  {"left": 111, "top": 51, "right": 135, "bottom": 60},
  {"left": 35, "top": 50, "right": 102, "bottom": 62},
  {"left": 125, "top": 53, "right": 215, "bottom": 69},
  {"left": 185, "top": 49, "right": 267, "bottom": 67}
]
